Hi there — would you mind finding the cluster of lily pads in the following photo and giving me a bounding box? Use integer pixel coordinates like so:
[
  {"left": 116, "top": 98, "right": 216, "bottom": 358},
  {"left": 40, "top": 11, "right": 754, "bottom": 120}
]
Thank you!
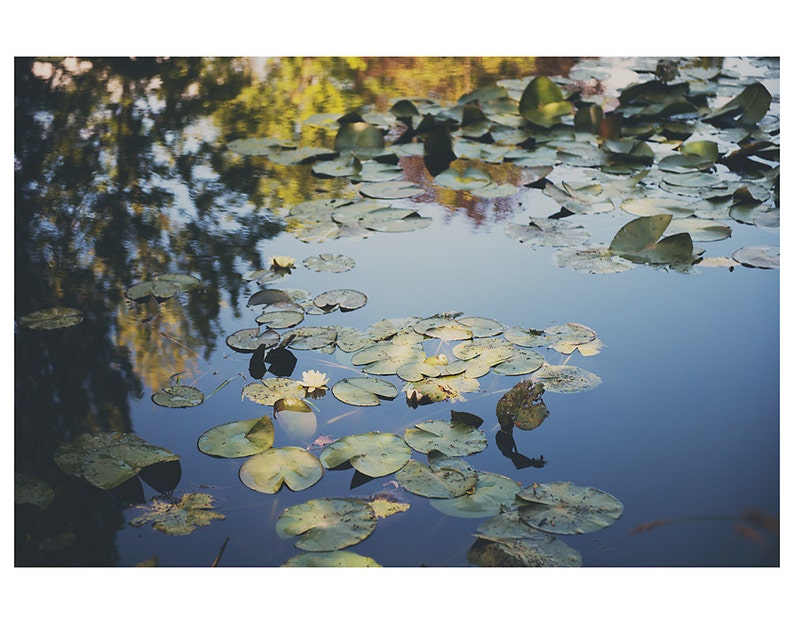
[{"left": 227, "top": 58, "right": 778, "bottom": 272}]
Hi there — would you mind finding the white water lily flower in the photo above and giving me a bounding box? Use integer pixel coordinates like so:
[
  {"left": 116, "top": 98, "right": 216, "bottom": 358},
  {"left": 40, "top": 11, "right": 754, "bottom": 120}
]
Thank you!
[
  {"left": 268, "top": 255, "right": 295, "bottom": 270},
  {"left": 299, "top": 370, "right": 329, "bottom": 393}
]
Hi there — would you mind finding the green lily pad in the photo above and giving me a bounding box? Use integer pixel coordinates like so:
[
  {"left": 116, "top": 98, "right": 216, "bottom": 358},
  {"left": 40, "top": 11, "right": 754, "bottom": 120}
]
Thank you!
[
  {"left": 197, "top": 416, "right": 275, "bottom": 458},
  {"left": 413, "top": 316, "right": 473, "bottom": 341},
  {"left": 303, "top": 253, "right": 356, "bottom": 273},
  {"left": 242, "top": 378, "right": 305, "bottom": 406},
  {"left": 331, "top": 377, "right": 399, "bottom": 407},
  {"left": 247, "top": 288, "right": 293, "bottom": 307},
  {"left": 226, "top": 327, "right": 280, "bottom": 353},
  {"left": 281, "top": 326, "right": 338, "bottom": 350},
  {"left": 320, "top": 432, "right": 411, "bottom": 477},
  {"left": 129, "top": 492, "right": 225, "bottom": 535},
  {"left": 532, "top": 365, "right": 602, "bottom": 393},
  {"left": 664, "top": 218, "right": 732, "bottom": 242},
  {"left": 505, "top": 218, "right": 591, "bottom": 248},
  {"left": 15, "top": 473, "right": 55, "bottom": 509},
  {"left": 543, "top": 181, "right": 614, "bottom": 215},
  {"left": 359, "top": 180, "right": 425, "bottom": 199},
  {"left": 312, "top": 154, "right": 362, "bottom": 178},
  {"left": 255, "top": 302, "right": 305, "bottom": 329},
  {"left": 496, "top": 379, "right": 549, "bottom": 431},
  {"left": 491, "top": 349, "right": 545, "bottom": 376},
  {"left": 430, "top": 472, "right": 523, "bottom": 519},
  {"left": 435, "top": 166, "right": 492, "bottom": 190},
  {"left": 609, "top": 214, "right": 696, "bottom": 265},
  {"left": 351, "top": 342, "right": 425, "bottom": 375},
  {"left": 404, "top": 420, "right": 487, "bottom": 457},
  {"left": 516, "top": 482, "right": 624, "bottom": 535},
  {"left": 519, "top": 76, "right": 575, "bottom": 128},
  {"left": 471, "top": 182, "right": 520, "bottom": 198},
  {"left": 228, "top": 136, "right": 285, "bottom": 156},
  {"left": 407, "top": 374, "right": 480, "bottom": 403},
  {"left": 359, "top": 207, "right": 432, "bottom": 232},
  {"left": 620, "top": 197, "right": 694, "bottom": 218},
  {"left": 313, "top": 289, "right": 368, "bottom": 312},
  {"left": 239, "top": 446, "right": 323, "bottom": 494},
  {"left": 152, "top": 385, "right": 204, "bottom": 408},
  {"left": 282, "top": 551, "right": 382, "bottom": 567},
  {"left": 268, "top": 146, "right": 336, "bottom": 165},
  {"left": 125, "top": 274, "right": 199, "bottom": 301},
  {"left": 458, "top": 316, "right": 504, "bottom": 338},
  {"left": 704, "top": 82, "right": 772, "bottom": 126},
  {"left": 396, "top": 454, "right": 477, "bottom": 499},
  {"left": 732, "top": 245, "right": 780, "bottom": 269},
  {"left": 503, "top": 326, "right": 547, "bottom": 348},
  {"left": 276, "top": 498, "right": 377, "bottom": 552},
  {"left": 19, "top": 307, "right": 83, "bottom": 330},
  {"left": 334, "top": 327, "right": 376, "bottom": 353},
  {"left": 54, "top": 432, "right": 179, "bottom": 490},
  {"left": 544, "top": 322, "right": 597, "bottom": 355},
  {"left": 334, "top": 120, "right": 385, "bottom": 158}
]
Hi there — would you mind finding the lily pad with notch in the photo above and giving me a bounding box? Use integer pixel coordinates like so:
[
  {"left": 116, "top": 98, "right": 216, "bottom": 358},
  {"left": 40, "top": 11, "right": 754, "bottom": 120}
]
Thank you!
[
  {"left": 608, "top": 213, "right": 697, "bottom": 266},
  {"left": 396, "top": 452, "right": 478, "bottom": 499},
  {"left": 320, "top": 432, "right": 411, "bottom": 477},
  {"left": 429, "top": 472, "right": 523, "bottom": 519},
  {"left": 276, "top": 497, "right": 377, "bottom": 552},
  {"left": 197, "top": 416, "right": 275, "bottom": 458},
  {"left": 255, "top": 301, "right": 305, "bottom": 329},
  {"left": 313, "top": 289, "right": 368, "bottom": 313},
  {"left": 404, "top": 420, "right": 487, "bottom": 457},
  {"left": 152, "top": 384, "right": 205, "bottom": 408},
  {"left": 239, "top": 446, "right": 324, "bottom": 494},
  {"left": 331, "top": 377, "right": 399, "bottom": 407},
  {"left": 225, "top": 327, "right": 280, "bottom": 353}
]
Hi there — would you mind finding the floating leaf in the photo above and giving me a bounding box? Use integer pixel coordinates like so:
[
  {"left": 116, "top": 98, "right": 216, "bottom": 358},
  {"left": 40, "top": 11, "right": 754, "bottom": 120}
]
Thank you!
[
  {"left": 335, "top": 327, "right": 376, "bottom": 353},
  {"left": 435, "top": 166, "right": 492, "bottom": 190},
  {"left": 303, "top": 253, "right": 356, "bottom": 273},
  {"left": 320, "top": 432, "right": 411, "bottom": 477},
  {"left": 516, "top": 482, "right": 624, "bottom": 535},
  {"left": 242, "top": 378, "right": 305, "bottom": 406},
  {"left": 247, "top": 288, "right": 292, "bottom": 307},
  {"left": 281, "top": 326, "right": 338, "bottom": 350},
  {"left": 15, "top": 473, "right": 55, "bottom": 510},
  {"left": 491, "top": 349, "right": 545, "bottom": 376},
  {"left": 545, "top": 322, "right": 597, "bottom": 355},
  {"left": 125, "top": 274, "right": 200, "bottom": 302},
  {"left": 351, "top": 343, "right": 425, "bottom": 375},
  {"left": 396, "top": 455, "right": 477, "bottom": 499},
  {"left": 505, "top": 218, "right": 590, "bottom": 248},
  {"left": 197, "top": 416, "right": 275, "bottom": 458},
  {"left": 732, "top": 245, "right": 780, "bottom": 269},
  {"left": 404, "top": 420, "right": 487, "bottom": 457},
  {"left": 129, "top": 492, "right": 225, "bottom": 535},
  {"left": 458, "top": 316, "right": 504, "bottom": 338},
  {"left": 496, "top": 379, "right": 549, "bottom": 431},
  {"left": 334, "top": 120, "right": 385, "bottom": 159},
  {"left": 228, "top": 136, "right": 285, "bottom": 156},
  {"left": 255, "top": 302, "right": 305, "bottom": 329},
  {"left": 54, "top": 432, "right": 179, "bottom": 490},
  {"left": 532, "top": 365, "right": 602, "bottom": 393},
  {"left": 282, "top": 551, "right": 381, "bottom": 567},
  {"left": 19, "top": 307, "right": 83, "bottom": 330},
  {"left": 313, "top": 289, "right": 368, "bottom": 312},
  {"left": 276, "top": 498, "right": 377, "bottom": 551},
  {"left": 332, "top": 377, "right": 399, "bottom": 407},
  {"left": 609, "top": 214, "right": 696, "bottom": 265},
  {"left": 359, "top": 180, "right": 424, "bottom": 199},
  {"left": 620, "top": 197, "right": 694, "bottom": 218},
  {"left": 407, "top": 374, "right": 480, "bottom": 403},
  {"left": 268, "top": 146, "right": 336, "bottom": 165},
  {"left": 152, "top": 385, "right": 204, "bottom": 408},
  {"left": 239, "top": 446, "right": 323, "bottom": 494},
  {"left": 555, "top": 246, "right": 636, "bottom": 274},
  {"left": 225, "top": 327, "right": 280, "bottom": 353},
  {"left": 704, "top": 82, "right": 772, "bottom": 126},
  {"left": 519, "top": 76, "right": 575, "bottom": 128},
  {"left": 429, "top": 472, "right": 522, "bottom": 519},
  {"left": 368, "top": 493, "right": 410, "bottom": 518},
  {"left": 312, "top": 154, "right": 362, "bottom": 178},
  {"left": 664, "top": 218, "right": 732, "bottom": 242}
]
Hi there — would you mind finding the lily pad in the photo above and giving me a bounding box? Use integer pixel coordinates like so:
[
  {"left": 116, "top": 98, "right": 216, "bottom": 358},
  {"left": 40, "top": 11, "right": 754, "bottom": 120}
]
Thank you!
[
  {"left": 555, "top": 247, "right": 636, "bottom": 274},
  {"left": 197, "top": 416, "right": 275, "bottom": 458},
  {"left": 609, "top": 214, "right": 696, "bottom": 265},
  {"left": 313, "top": 289, "right": 368, "bottom": 312},
  {"left": 242, "top": 378, "right": 305, "bottom": 406},
  {"left": 407, "top": 374, "right": 480, "bottom": 403},
  {"left": 54, "top": 432, "right": 179, "bottom": 490},
  {"left": 334, "top": 120, "right": 385, "bottom": 158},
  {"left": 491, "top": 349, "right": 545, "bottom": 376},
  {"left": 351, "top": 343, "right": 425, "bottom": 375},
  {"left": 334, "top": 327, "right": 376, "bottom": 353},
  {"left": 19, "top": 307, "right": 83, "bottom": 330},
  {"left": 125, "top": 274, "right": 200, "bottom": 302},
  {"left": 532, "top": 365, "right": 602, "bottom": 393},
  {"left": 276, "top": 498, "right": 377, "bottom": 552},
  {"left": 496, "top": 379, "right": 549, "bottom": 431},
  {"left": 396, "top": 455, "right": 477, "bottom": 499},
  {"left": 226, "top": 327, "right": 280, "bottom": 353},
  {"left": 403, "top": 420, "right": 487, "bottom": 457},
  {"left": 458, "top": 316, "right": 504, "bottom": 338},
  {"left": 435, "top": 166, "right": 492, "bottom": 190},
  {"left": 732, "top": 245, "right": 780, "bottom": 269},
  {"left": 255, "top": 302, "right": 305, "bottom": 329},
  {"left": 281, "top": 326, "right": 338, "bottom": 350},
  {"left": 516, "top": 482, "right": 624, "bottom": 535},
  {"left": 152, "top": 385, "right": 205, "bottom": 408},
  {"left": 620, "top": 197, "right": 694, "bottom": 218},
  {"left": 468, "top": 534, "right": 582, "bottom": 567},
  {"left": 359, "top": 180, "right": 424, "bottom": 199},
  {"left": 15, "top": 473, "right": 55, "bottom": 509},
  {"left": 282, "top": 551, "right": 381, "bottom": 567},
  {"left": 129, "top": 492, "right": 225, "bottom": 535},
  {"left": 331, "top": 377, "right": 399, "bottom": 407},
  {"left": 239, "top": 446, "right": 323, "bottom": 494},
  {"left": 519, "top": 76, "right": 575, "bottom": 128},
  {"left": 303, "top": 253, "right": 356, "bottom": 273},
  {"left": 544, "top": 322, "right": 597, "bottom": 355},
  {"left": 505, "top": 218, "right": 591, "bottom": 248},
  {"left": 664, "top": 218, "right": 732, "bottom": 242},
  {"left": 320, "top": 432, "right": 411, "bottom": 477},
  {"left": 429, "top": 472, "right": 523, "bottom": 519}
]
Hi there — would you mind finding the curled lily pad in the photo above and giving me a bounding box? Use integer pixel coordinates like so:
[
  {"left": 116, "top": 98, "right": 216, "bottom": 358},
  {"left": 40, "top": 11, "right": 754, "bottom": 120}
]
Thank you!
[
  {"left": 242, "top": 378, "right": 305, "bottom": 406},
  {"left": 516, "top": 482, "right": 624, "bottom": 535},
  {"left": 545, "top": 322, "right": 597, "bottom": 355},
  {"left": 732, "top": 245, "right": 780, "bottom": 269},
  {"left": 396, "top": 455, "right": 477, "bottom": 499},
  {"left": 430, "top": 472, "right": 522, "bottom": 519},
  {"left": 226, "top": 327, "right": 280, "bottom": 353},
  {"left": 282, "top": 551, "right": 381, "bottom": 567},
  {"left": 404, "top": 420, "right": 487, "bottom": 457},
  {"left": 496, "top": 379, "right": 549, "bottom": 431},
  {"left": 54, "top": 432, "right": 179, "bottom": 490},
  {"left": 197, "top": 416, "right": 275, "bottom": 458},
  {"left": 303, "top": 253, "right": 356, "bottom": 273},
  {"left": 276, "top": 498, "right": 377, "bottom": 552},
  {"left": 332, "top": 377, "right": 399, "bottom": 407},
  {"left": 532, "top": 365, "right": 602, "bottom": 393},
  {"left": 320, "top": 432, "right": 411, "bottom": 477},
  {"left": 19, "top": 307, "right": 83, "bottom": 330},
  {"left": 239, "top": 446, "right": 323, "bottom": 494},
  {"left": 313, "top": 289, "right": 368, "bottom": 312},
  {"left": 609, "top": 214, "right": 696, "bottom": 265},
  {"left": 152, "top": 385, "right": 204, "bottom": 408},
  {"left": 519, "top": 76, "right": 575, "bottom": 128},
  {"left": 129, "top": 492, "right": 225, "bottom": 535}
]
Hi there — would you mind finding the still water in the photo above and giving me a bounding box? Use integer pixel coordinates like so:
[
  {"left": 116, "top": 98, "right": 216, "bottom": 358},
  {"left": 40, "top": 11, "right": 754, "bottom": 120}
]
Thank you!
[{"left": 14, "top": 57, "right": 779, "bottom": 568}]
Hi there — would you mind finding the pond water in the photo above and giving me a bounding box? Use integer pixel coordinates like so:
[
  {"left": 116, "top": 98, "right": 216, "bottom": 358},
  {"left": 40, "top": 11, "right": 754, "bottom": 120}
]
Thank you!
[{"left": 14, "top": 56, "right": 780, "bottom": 569}]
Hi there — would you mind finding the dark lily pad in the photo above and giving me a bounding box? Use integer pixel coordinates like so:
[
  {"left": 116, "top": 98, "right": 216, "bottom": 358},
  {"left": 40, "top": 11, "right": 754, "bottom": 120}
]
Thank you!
[
  {"left": 609, "top": 214, "right": 696, "bottom": 265},
  {"left": 126, "top": 274, "right": 200, "bottom": 301},
  {"left": 15, "top": 473, "right": 55, "bottom": 510},
  {"left": 225, "top": 327, "right": 280, "bottom": 353},
  {"left": 303, "top": 253, "right": 356, "bottom": 273},
  {"left": 239, "top": 446, "right": 323, "bottom": 494},
  {"left": 496, "top": 379, "right": 549, "bottom": 431},
  {"left": 516, "top": 482, "right": 624, "bottom": 535},
  {"left": 19, "top": 307, "right": 83, "bottom": 330},
  {"left": 313, "top": 289, "right": 368, "bottom": 312},
  {"left": 519, "top": 76, "right": 575, "bottom": 128},
  {"left": 54, "top": 432, "right": 179, "bottom": 490},
  {"left": 320, "top": 432, "right": 411, "bottom": 478},
  {"left": 334, "top": 120, "right": 385, "bottom": 159},
  {"left": 276, "top": 498, "right": 377, "bottom": 552},
  {"left": 468, "top": 534, "right": 582, "bottom": 567},
  {"left": 197, "top": 417, "right": 275, "bottom": 458}
]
